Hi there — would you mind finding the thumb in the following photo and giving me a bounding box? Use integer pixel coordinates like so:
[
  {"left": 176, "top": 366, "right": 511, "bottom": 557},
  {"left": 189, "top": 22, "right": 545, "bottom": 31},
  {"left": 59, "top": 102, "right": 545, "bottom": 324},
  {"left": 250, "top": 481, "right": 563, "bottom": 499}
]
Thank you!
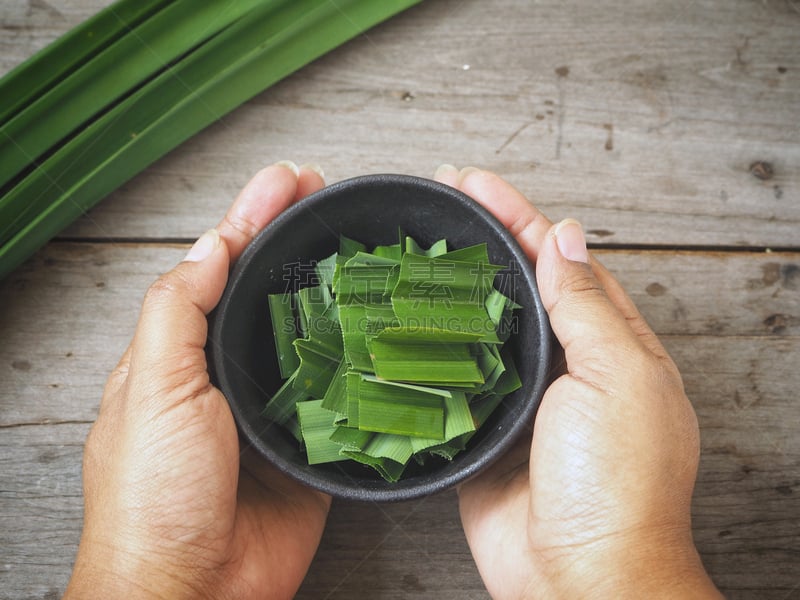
[
  {"left": 536, "top": 219, "right": 653, "bottom": 394},
  {"left": 125, "top": 228, "right": 231, "bottom": 411}
]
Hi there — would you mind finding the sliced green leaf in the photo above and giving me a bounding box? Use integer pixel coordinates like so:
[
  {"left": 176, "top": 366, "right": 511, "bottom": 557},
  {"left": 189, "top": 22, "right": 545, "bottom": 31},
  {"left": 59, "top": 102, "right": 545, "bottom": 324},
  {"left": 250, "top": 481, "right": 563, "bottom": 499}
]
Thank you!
[
  {"left": 315, "top": 252, "right": 338, "bottom": 289},
  {"left": 267, "top": 292, "right": 300, "bottom": 378},
  {"left": 329, "top": 425, "right": 373, "bottom": 452},
  {"left": 494, "top": 347, "right": 522, "bottom": 396},
  {"left": 292, "top": 319, "right": 343, "bottom": 397},
  {"left": 339, "top": 235, "right": 366, "bottom": 258},
  {"left": 372, "top": 243, "right": 403, "bottom": 261},
  {"left": 345, "top": 371, "right": 361, "bottom": 427},
  {"left": 390, "top": 254, "right": 503, "bottom": 338},
  {"left": 405, "top": 236, "right": 448, "bottom": 257},
  {"left": 341, "top": 433, "right": 413, "bottom": 482},
  {"left": 410, "top": 391, "right": 475, "bottom": 454},
  {"left": 262, "top": 371, "right": 309, "bottom": 429},
  {"left": 441, "top": 242, "right": 490, "bottom": 264},
  {"left": 297, "top": 284, "right": 333, "bottom": 324},
  {"left": 367, "top": 332, "right": 483, "bottom": 384},
  {"left": 297, "top": 400, "right": 348, "bottom": 464},
  {"left": 320, "top": 358, "right": 348, "bottom": 416},
  {"left": 356, "top": 376, "right": 444, "bottom": 439}
]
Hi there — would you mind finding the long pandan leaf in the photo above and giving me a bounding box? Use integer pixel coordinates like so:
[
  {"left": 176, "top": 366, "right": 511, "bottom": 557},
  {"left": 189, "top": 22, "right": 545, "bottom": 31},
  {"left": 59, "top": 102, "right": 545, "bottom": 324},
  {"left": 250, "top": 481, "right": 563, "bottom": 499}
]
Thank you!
[{"left": 0, "top": 0, "right": 422, "bottom": 280}]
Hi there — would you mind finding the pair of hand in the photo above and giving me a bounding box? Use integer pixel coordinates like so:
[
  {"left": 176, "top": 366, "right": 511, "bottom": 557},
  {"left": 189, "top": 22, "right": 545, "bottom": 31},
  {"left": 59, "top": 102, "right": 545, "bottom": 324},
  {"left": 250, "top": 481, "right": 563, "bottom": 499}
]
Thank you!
[{"left": 64, "top": 162, "right": 720, "bottom": 599}]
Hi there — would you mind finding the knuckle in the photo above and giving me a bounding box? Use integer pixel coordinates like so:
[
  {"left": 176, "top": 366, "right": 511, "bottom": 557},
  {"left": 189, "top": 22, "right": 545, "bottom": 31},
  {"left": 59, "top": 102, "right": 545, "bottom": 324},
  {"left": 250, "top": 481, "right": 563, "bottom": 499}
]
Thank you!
[
  {"left": 143, "top": 270, "right": 189, "bottom": 308},
  {"left": 509, "top": 209, "right": 543, "bottom": 239},
  {"left": 222, "top": 212, "right": 260, "bottom": 241},
  {"left": 551, "top": 266, "right": 606, "bottom": 312}
]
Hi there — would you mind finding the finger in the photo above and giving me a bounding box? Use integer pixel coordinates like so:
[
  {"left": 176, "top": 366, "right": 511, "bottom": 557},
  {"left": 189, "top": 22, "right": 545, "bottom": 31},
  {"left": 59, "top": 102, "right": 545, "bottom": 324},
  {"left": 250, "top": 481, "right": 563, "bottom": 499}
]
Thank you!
[
  {"left": 216, "top": 161, "right": 300, "bottom": 262},
  {"left": 433, "top": 163, "right": 460, "bottom": 187},
  {"left": 296, "top": 163, "right": 326, "bottom": 201},
  {"left": 536, "top": 219, "right": 663, "bottom": 393},
  {"left": 449, "top": 167, "right": 554, "bottom": 262},
  {"left": 127, "top": 229, "right": 230, "bottom": 410}
]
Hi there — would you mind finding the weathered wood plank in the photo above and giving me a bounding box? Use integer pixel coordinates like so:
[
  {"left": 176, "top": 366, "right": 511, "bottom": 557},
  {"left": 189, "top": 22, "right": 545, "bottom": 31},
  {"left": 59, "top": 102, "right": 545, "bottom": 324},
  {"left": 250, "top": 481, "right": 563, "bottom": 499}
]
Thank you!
[
  {"left": 1, "top": 0, "right": 798, "bottom": 248},
  {"left": 2, "top": 336, "right": 796, "bottom": 599},
  {"left": 0, "top": 422, "right": 86, "bottom": 600},
  {"left": 3, "top": 244, "right": 797, "bottom": 424},
  {"left": 1, "top": 243, "right": 798, "bottom": 597}
]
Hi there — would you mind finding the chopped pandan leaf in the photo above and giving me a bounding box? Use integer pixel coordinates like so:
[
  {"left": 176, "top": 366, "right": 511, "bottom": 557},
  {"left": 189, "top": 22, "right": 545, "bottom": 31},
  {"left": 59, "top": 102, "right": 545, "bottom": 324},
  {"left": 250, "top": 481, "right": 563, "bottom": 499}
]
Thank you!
[
  {"left": 330, "top": 421, "right": 410, "bottom": 482},
  {"left": 344, "top": 371, "right": 361, "bottom": 428},
  {"left": 339, "top": 235, "right": 366, "bottom": 258},
  {"left": 267, "top": 293, "right": 300, "bottom": 378},
  {"left": 368, "top": 325, "right": 483, "bottom": 344},
  {"left": 390, "top": 253, "right": 504, "bottom": 339},
  {"left": 343, "top": 452, "right": 406, "bottom": 483},
  {"left": 423, "top": 440, "right": 466, "bottom": 461},
  {"left": 469, "top": 392, "right": 506, "bottom": 427},
  {"left": 334, "top": 253, "right": 399, "bottom": 372},
  {"left": 292, "top": 319, "right": 343, "bottom": 398},
  {"left": 367, "top": 327, "right": 483, "bottom": 384},
  {"left": 467, "top": 342, "right": 510, "bottom": 394},
  {"left": 383, "top": 264, "right": 400, "bottom": 299},
  {"left": 262, "top": 371, "right": 310, "bottom": 435},
  {"left": 297, "top": 400, "right": 348, "bottom": 465},
  {"left": 262, "top": 234, "right": 525, "bottom": 482},
  {"left": 320, "top": 358, "right": 348, "bottom": 417},
  {"left": 482, "top": 289, "right": 520, "bottom": 344},
  {"left": 338, "top": 304, "right": 372, "bottom": 372},
  {"left": 358, "top": 374, "right": 455, "bottom": 396},
  {"left": 329, "top": 424, "right": 373, "bottom": 452},
  {"left": 369, "top": 340, "right": 483, "bottom": 384},
  {"left": 456, "top": 392, "right": 507, "bottom": 447},
  {"left": 493, "top": 347, "right": 522, "bottom": 396},
  {"left": 405, "top": 236, "right": 448, "bottom": 257},
  {"left": 284, "top": 415, "right": 303, "bottom": 444},
  {"left": 315, "top": 252, "right": 338, "bottom": 289},
  {"left": 365, "top": 302, "right": 399, "bottom": 330},
  {"left": 476, "top": 342, "right": 500, "bottom": 380},
  {"left": 355, "top": 375, "right": 445, "bottom": 439},
  {"left": 410, "top": 391, "right": 475, "bottom": 454},
  {"left": 341, "top": 433, "right": 413, "bottom": 482},
  {"left": 297, "top": 284, "right": 333, "bottom": 324},
  {"left": 335, "top": 265, "right": 396, "bottom": 306},
  {"left": 441, "top": 242, "right": 491, "bottom": 264},
  {"left": 372, "top": 243, "right": 403, "bottom": 261},
  {"left": 344, "top": 251, "right": 400, "bottom": 267},
  {"left": 295, "top": 291, "right": 308, "bottom": 338}
]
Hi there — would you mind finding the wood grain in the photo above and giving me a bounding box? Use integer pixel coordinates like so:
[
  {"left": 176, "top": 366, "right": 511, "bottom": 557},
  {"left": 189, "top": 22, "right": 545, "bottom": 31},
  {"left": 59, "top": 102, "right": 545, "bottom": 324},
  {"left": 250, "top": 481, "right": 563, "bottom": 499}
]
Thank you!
[
  {"left": 1, "top": 0, "right": 798, "bottom": 248},
  {"left": 2, "top": 0, "right": 798, "bottom": 597},
  {"left": 1, "top": 243, "right": 798, "bottom": 598}
]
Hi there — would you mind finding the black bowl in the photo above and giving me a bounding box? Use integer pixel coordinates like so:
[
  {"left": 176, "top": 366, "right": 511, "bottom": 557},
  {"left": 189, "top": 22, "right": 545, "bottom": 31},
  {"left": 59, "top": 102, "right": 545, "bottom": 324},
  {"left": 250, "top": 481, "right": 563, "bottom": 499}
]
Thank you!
[{"left": 207, "top": 174, "right": 552, "bottom": 501}]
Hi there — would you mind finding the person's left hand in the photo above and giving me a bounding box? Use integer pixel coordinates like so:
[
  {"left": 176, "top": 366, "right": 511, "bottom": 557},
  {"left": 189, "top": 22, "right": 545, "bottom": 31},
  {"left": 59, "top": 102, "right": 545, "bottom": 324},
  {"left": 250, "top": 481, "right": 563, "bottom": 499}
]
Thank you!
[{"left": 64, "top": 162, "right": 331, "bottom": 600}]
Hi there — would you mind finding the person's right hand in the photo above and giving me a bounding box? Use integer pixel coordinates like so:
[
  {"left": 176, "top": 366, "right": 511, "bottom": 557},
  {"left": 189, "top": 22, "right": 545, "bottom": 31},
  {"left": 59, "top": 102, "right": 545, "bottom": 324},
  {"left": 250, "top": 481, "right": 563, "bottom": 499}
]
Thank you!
[{"left": 434, "top": 166, "right": 722, "bottom": 598}]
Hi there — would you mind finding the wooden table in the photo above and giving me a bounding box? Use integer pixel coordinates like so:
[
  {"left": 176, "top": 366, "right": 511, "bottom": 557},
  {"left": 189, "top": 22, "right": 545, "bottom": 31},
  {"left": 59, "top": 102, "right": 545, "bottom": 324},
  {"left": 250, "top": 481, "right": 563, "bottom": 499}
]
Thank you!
[{"left": 2, "top": 1, "right": 798, "bottom": 598}]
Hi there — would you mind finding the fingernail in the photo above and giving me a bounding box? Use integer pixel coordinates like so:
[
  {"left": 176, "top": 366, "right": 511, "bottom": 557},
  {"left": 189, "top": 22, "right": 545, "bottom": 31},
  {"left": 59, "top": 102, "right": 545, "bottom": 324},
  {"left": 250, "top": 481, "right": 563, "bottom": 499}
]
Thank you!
[
  {"left": 300, "top": 163, "right": 325, "bottom": 180},
  {"left": 457, "top": 166, "right": 481, "bottom": 184},
  {"left": 434, "top": 164, "right": 458, "bottom": 179},
  {"left": 184, "top": 229, "right": 220, "bottom": 262},
  {"left": 273, "top": 160, "right": 299, "bottom": 177},
  {"left": 553, "top": 219, "right": 589, "bottom": 263}
]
